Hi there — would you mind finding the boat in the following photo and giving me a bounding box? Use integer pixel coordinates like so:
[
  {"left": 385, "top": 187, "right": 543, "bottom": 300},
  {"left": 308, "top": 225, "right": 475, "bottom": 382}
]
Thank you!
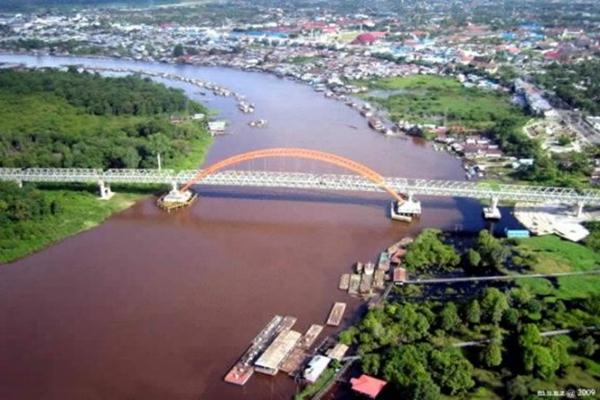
[
  {"left": 368, "top": 118, "right": 386, "bottom": 133},
  {"left": 249, "top": 119, "right": 268, "bottom": 128}
]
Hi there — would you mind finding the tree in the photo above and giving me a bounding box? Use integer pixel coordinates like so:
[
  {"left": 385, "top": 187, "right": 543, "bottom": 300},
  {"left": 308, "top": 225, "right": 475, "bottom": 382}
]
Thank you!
[
  {"left": 502, "top": 308, "right": 520, "bottom": 328},
  {"left": 464, "top": 249, "right": 481, "bottom": 271},
  {"left": 583, "top": 294, "right": 600, "bottom": 316},
  {"left": 577, "top": 336, "right": 597, "bottom": 357},
  {"left": 383, "top": 345, "right": 441, "bottom": 400},
  {"left": 404, "top": 229, "right": 460, "bottom": 273},
  {"left": 505, "top": 376, "right": 529, "bottom": 400},
  {"left": 338, "top": 326, "right": 358, "bottom": 345},
  {"left": 465, "top": 299, "right": 481, "bottom": 325},
  {"left": 519, "top": 324, "right": 542, "bottom": 349},
  {"left": 172, "top": 44, "right": 185, "bottom": 57},
  {"left": 429, "top": 348, "right": 475, "bottom": 395},
  {"left": 393, "top": 303, "right": 430, "bottom": 343},
  {"left": 474, "top": 230, "right": 509, "bottom": 271},
  {"left": 528, "top": 345, "right": 559, "bottom": 380},
  {"left": 438, "top": 303, "right": 460, "bottom": 332},
  {"left": 549, "top": 337, "right": 571, "bottom": 373},
  {"left": 481, "top": 288, "right": 509, "bottom": 324},
  {"left": 481, "top": 342, "right": 503, "bottom": 367},
  {"left": 361, "top": 353, "right": 381, "bottom": 375}
]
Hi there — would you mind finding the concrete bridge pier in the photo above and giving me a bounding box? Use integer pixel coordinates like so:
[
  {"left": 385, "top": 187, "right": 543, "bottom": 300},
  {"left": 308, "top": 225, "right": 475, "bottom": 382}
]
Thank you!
[
  {"left": 15, "top": 180, "right": 22, "bottom": 188},
  {"left": 390, "top": 192, "right": 422, "bottom": 222},
  {"left": 98, "top": 180, "right": 114, "bottom": 200},
  {"left": 575, "top": 201, "right": 585, "bottom": 218},
  {"left": 161, "top": 181, "right": 194, "bottom": 204},
  {"left": 483, "top": 196, "right": 501, "bottom": 220}
]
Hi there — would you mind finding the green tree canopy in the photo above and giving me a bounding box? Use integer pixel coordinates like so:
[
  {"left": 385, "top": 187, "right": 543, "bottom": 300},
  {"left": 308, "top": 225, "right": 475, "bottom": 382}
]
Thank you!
[
  {"left": 481, "top": 288, "right": 509, "bottom": 324},
  {"left": 438, "top": 302, "right": 460, "bottom": 332},
  {"left": 429, "top": 348, "right": 475, "bottom": 395},
  {"left": 404, "top": 229, "right": 460, "bottom": 273},
  {"left": 465, "top": 299, "right": 481, "bottom": 325}
]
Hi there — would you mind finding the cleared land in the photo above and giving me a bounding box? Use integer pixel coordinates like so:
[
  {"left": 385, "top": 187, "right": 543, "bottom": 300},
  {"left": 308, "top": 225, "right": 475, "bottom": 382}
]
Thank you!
[
  {"left": 514, "top": 235, "right": 600, "bottom": 299},
  {"left": 356, "top": 75, "right": 528, "bottom": 130}
]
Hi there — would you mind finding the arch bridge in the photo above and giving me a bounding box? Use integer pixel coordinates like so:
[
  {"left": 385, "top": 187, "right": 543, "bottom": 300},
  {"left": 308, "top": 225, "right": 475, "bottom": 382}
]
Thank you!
[{"left": 1, "top": 148, "right": 599, "bottom": 221}]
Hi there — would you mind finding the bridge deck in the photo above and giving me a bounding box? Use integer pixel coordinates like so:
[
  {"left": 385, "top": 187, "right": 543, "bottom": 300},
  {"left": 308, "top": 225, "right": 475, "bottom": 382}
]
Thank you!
[{"left": 1, "top": 168, "right": 599, "bottom": 205}]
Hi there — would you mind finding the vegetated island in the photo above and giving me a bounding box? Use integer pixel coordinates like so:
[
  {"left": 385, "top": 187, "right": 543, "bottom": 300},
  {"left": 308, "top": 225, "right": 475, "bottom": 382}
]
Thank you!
[
  {"left": 0, "top": 67, "right": 212, "bottom": 263},
  {"left": 331, "top": 228, "right": 600, "bottom": 400}
]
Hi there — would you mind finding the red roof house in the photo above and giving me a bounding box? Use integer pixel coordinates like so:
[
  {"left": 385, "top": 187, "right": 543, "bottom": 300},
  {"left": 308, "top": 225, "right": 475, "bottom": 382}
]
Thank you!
[
  {"left": 350, "top": 374, "right": 387, "bottom": 398},
  {"left": 351, "top": 32, "right": 386, "bottom": 45}
]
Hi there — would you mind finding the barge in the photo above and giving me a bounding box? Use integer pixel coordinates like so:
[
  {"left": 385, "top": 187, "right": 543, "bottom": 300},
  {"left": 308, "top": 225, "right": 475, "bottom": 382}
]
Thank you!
[
  {"left": 279, "top": 324, "right": 324, "bottom": 375},
  {"left": 338, "top": 274, "right": 350, "bottom": 290},
  {"left": 224, "top": 315, "right": 296, "bottom": 386},
  {"left": 326, "top": 302, "right": 347, "bottom": 326},
  {"left": 254, "top": 329, "right": 302, "bottom": 375}
]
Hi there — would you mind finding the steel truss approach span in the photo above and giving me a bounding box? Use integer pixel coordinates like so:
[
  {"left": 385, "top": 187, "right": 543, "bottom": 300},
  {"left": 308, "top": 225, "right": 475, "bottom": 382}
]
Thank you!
[{"left": 1, "top": 167, "right": 600, "bottom": 205}]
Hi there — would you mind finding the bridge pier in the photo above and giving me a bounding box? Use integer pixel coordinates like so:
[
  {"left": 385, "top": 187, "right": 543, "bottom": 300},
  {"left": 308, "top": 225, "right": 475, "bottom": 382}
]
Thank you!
[
  {"left": 575, "top": 201, "right": 585, "bottom": 218},
  {"left": 483, "top": 196, "right": 501, "bottom": 220},
  {"left": 98, "top": 180, "right": 114, "bottom": 200},
  {"left": 15, "top": 180, "right": 22, "bottom": 188},
  {"left": 390, "top": 192, "right": 422, "bottom": 222}
]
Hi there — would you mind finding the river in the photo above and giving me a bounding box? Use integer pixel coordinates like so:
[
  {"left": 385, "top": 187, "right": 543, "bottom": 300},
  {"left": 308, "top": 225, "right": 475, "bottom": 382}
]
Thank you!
[{"left": 0, "top": 54, "right": 518, "bottom": 400}]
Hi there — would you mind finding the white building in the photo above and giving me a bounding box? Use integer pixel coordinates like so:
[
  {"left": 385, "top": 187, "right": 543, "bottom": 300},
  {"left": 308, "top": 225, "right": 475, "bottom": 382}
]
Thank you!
[{"left": 304, "top": 355, "right": 331, "bottom": 383}]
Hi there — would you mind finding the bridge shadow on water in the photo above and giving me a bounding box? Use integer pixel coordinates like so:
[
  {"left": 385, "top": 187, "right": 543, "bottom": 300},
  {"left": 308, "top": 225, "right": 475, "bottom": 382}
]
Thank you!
[
  {"left": 194, "top": 187, "right": 389, "bottom": 208},
  {"left": 192, "top": 187, "right": 471, "bottom": 212}
]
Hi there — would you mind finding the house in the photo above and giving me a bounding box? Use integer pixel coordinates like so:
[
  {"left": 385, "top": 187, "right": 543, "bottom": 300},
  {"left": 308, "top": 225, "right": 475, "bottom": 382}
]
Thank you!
[
  {"left": 392, "top": 267, "right": 407, "bottom": 283},
  {"left": 350, "top": 374, "right": 387, "bottom": 399},
  {"left": 208, "top": 120, "right": 227, "bottom": 136},
  {"left": 351, "top": 32, "right": 386, "bottom": 46}
]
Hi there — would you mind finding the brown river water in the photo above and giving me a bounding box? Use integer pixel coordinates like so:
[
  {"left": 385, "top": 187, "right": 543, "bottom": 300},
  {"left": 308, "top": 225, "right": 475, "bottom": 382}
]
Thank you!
[{"left": 0, "top": 55, "right": 518, "bottom": 400}]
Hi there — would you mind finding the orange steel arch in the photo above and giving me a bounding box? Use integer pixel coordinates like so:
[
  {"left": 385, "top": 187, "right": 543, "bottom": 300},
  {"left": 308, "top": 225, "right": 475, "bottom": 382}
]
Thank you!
[{"left": 181, "top": 148, "right": 405, "bottom": 202}]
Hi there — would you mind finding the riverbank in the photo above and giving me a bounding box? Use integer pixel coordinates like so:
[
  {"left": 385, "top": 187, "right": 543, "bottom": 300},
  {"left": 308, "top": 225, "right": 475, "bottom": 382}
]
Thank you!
[
  {"left": 0, "top": 68, "right": 214, "bottom": 264},
  {"left": 0, "top": 131, "right": 213, "bottom": 265},
  {"left": 0, "top": 189, "right": 142, "bottom": 264}
]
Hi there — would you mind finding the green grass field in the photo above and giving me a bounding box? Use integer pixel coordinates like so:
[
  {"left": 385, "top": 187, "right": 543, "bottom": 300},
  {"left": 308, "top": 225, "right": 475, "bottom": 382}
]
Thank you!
[
  {"left": 515, "top": 236, "right": 600, "bottom": 299},
  {"left": 355, "top": 75, "right": 528, "bottom": 130}
]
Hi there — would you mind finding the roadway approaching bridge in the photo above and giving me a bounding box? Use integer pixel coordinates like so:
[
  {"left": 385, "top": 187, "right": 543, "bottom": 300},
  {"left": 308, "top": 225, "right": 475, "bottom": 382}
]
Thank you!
[{"left": 1, "top": 148, "right": 599, "bottom": 221}]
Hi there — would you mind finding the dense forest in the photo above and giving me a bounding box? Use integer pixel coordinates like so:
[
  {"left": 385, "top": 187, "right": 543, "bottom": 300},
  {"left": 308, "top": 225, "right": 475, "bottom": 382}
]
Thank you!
[
  {"left": 339, "top": 229, "right": 600, "bottom": 399},
  {"left": 0, "top": 68, "right": 209, "bottom": 169}
]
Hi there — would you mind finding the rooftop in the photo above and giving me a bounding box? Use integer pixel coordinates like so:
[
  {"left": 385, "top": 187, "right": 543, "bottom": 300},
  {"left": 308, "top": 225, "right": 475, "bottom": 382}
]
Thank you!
[
  {"left": 350, "top": 374, "right": 388, "bottom": 399},
  {"left": 254, "top": 329, "right": 301, "bottom": 371}
]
